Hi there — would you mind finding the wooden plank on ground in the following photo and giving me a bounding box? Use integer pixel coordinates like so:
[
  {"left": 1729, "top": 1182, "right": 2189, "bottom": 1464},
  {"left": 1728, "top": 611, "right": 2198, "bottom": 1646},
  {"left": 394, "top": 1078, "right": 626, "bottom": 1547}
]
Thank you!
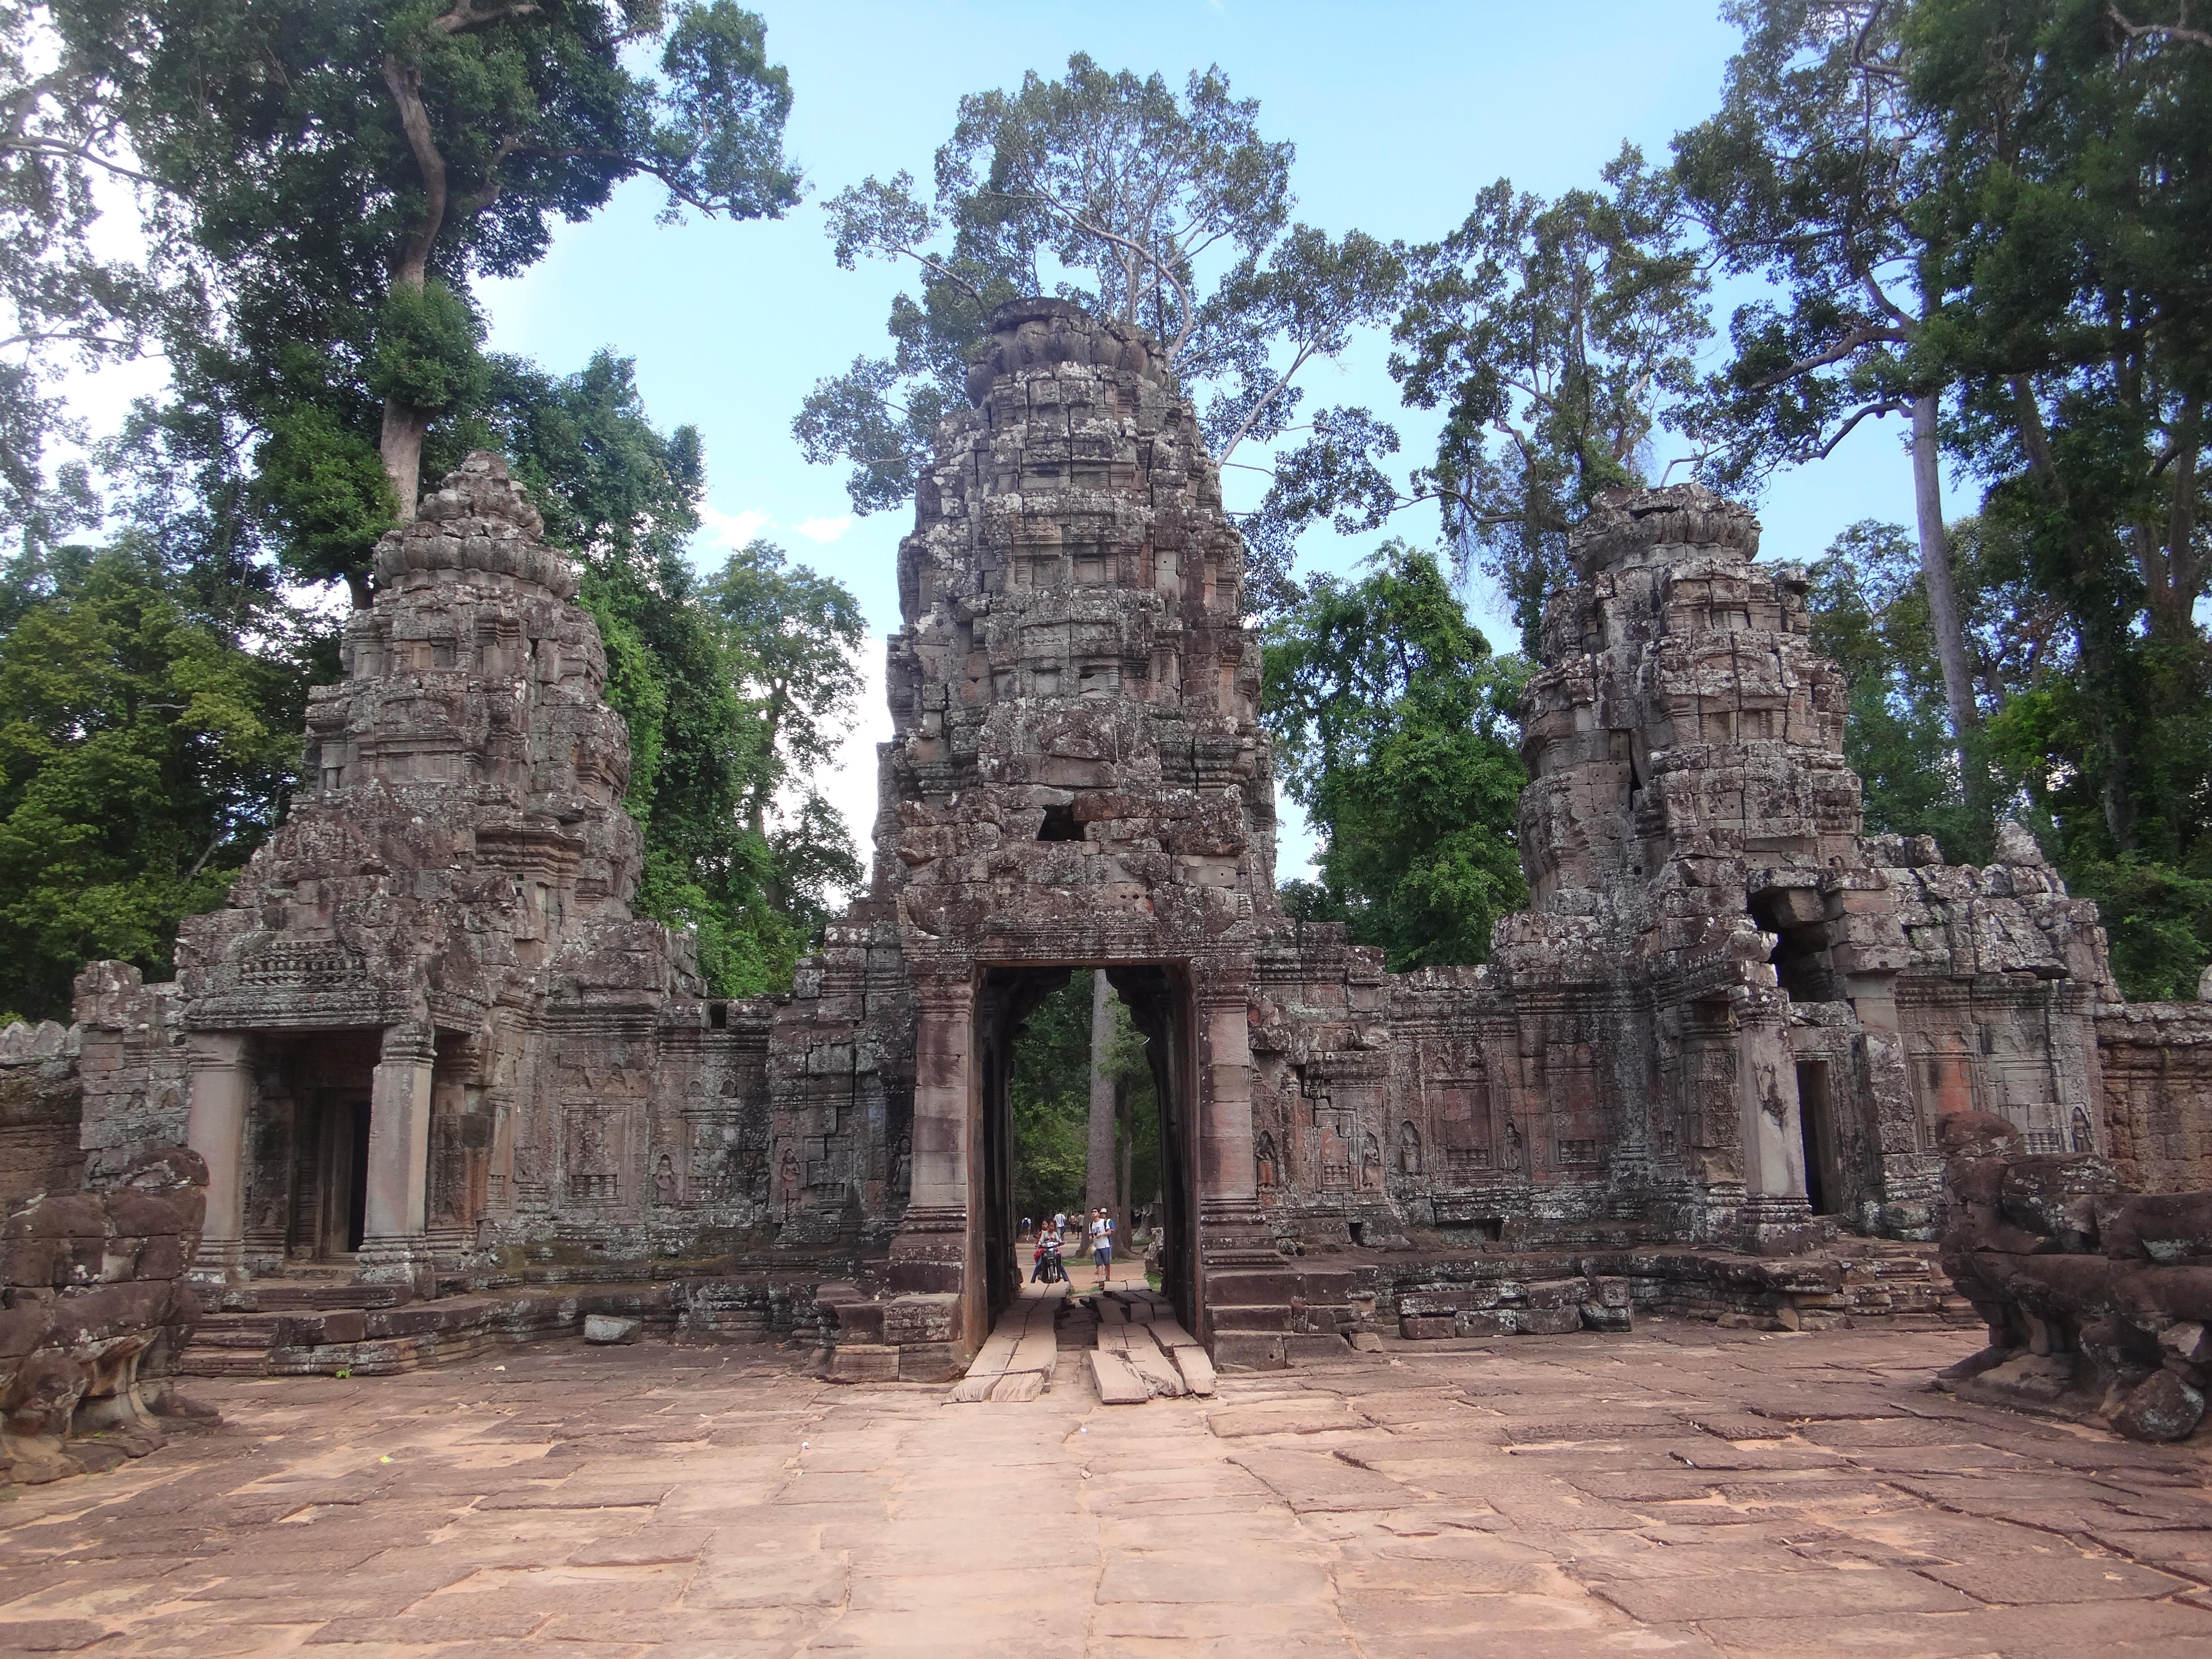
[
  {"left": 1089, "top": 1349, "right": 1150, "bottom": 1405},
  {"left": 1008, "top": 1325, "right": 1059, "bottom": 1379},
  {"left": 1120, "top": 1326, "right": 1185, "bottom": 1398},
  {"left": 1168, "top": 1342, "right": 1217, "bottom": 1397},
  {"left": 989, "top": 1370, "right": 1045, "bottom": 1402}
]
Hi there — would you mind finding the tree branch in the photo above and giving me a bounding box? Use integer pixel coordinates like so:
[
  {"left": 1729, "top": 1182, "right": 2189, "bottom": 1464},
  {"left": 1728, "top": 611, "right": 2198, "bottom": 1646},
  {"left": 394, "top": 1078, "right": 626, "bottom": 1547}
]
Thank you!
[
  {"left": 1807, "top": 398, "right": 1906, "bottom": 460},
  {"left": 1218, "top": 342, "right": 1315, "bottom": 463},
  {"left": 1000, "top": 186, "right": 1198, "bottom": 361},
  {"left": 380, "top": 54, "right": 448, "bottom": 286},
  {"left": 2109, "top": 2, "right": 2212, "bottom": 47},
  {"left": 430, "top": 0, "right": 542, "bottom": 37},
  {"left": 1741, "top": 322, "right": 1911, "bottom": 392}
]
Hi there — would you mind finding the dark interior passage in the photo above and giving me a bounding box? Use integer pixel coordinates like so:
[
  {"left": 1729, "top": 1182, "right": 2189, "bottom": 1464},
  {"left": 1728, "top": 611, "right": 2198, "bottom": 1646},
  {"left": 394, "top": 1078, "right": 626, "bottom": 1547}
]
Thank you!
[{"left": 1796, "top": 1059, "right": 1841, "bottom": 1218}]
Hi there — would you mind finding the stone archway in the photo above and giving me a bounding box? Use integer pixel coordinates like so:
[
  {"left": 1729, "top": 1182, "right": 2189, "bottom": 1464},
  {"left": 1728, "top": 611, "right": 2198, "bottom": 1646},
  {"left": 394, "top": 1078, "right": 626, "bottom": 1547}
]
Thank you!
[{"left": 972, "top": 964, "right": 1200, "bottom": 1335}]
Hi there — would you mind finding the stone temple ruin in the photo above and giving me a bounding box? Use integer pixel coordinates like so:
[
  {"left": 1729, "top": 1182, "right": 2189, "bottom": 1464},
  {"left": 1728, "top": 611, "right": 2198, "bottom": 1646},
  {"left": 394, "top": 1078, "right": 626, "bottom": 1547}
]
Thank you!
[{"left": 8, "top": 296, "right": 2212, "bottom": 1404}]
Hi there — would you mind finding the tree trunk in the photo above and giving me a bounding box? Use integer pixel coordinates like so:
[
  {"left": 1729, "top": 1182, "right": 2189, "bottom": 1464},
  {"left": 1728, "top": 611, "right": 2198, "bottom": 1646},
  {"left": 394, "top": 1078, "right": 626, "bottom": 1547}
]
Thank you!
[
  {"left": 381, "top": 397, "right": 429, "bottom": 526},
  {"left": 1085, "top": 970, "right": 1116, "bottom": 1235},
  {"left": 1910, "top": 394, "right": 1989, "bottom": 832},
  {"left": 1117, "top": 1099, "right": 1133, "bottom": 1249}
]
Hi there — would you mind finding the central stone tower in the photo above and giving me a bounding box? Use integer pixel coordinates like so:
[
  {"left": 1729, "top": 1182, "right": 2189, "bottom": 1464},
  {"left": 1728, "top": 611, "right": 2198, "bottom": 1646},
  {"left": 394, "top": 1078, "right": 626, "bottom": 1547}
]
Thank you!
[{"left": 773, "top": 298, "right": 1295, "bottom": 1363}]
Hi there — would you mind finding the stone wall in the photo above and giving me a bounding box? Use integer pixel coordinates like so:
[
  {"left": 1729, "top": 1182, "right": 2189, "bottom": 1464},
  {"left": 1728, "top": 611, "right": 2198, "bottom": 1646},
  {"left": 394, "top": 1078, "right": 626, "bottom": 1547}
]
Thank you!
[
  {"left": 1, "top": 1146, "right": 207, "bottom": 1485},
  {"left": 2099, "top": 1001, "right": 2212, "bottom": 1192},
  {"left": 0, "top": 1022, "right": 83, "bottom": 1207}
]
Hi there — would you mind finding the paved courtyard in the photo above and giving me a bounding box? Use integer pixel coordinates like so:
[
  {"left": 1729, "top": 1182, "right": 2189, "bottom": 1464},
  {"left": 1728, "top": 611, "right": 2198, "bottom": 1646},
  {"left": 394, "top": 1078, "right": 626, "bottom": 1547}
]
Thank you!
[{"left": 4, "top": 1320, "right": 2212, "bottom": 1657}]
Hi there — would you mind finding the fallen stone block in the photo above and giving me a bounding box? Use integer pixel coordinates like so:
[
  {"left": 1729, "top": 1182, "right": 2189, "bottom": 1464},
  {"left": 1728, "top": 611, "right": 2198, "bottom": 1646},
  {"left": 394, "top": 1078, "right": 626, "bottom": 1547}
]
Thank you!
[
  {"left": 1400, "top": 1314, "right": 1453, "bottom": 1341},
  {"left": 823, "top": 1343, "right": 901, "bottom": 1384},
  {"left": 581, "top": 1315, "right": 640, "bottom": 1345}
]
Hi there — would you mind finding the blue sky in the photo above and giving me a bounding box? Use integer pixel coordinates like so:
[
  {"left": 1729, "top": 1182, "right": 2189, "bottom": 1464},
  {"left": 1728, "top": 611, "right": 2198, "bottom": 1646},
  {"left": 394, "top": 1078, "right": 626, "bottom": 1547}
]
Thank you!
[{"left": 301, "top": 6, "right": 1997, "bottom": 872}]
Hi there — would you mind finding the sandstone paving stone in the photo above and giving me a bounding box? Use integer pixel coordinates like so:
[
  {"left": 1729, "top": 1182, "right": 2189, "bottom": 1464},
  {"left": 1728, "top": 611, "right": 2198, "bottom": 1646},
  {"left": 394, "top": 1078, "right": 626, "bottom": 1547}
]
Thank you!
[
  {"left": 1920, "top": 1552, "right": 2194, "bottom": 1603},
  {"left": 1593, "top": 1565, "right": 1982, "bottom": 1622},
  {"left": 17, "top": 1327, "right": 2212, "bottom": 1654},
  {"left": 0, "top": 1618, "right": 120, "bottom": 1652},
  {"left": 300, "top": 1607, "right": 552, "bottom": 1643},
  {"left": 564, "top": 1526, "right": 715, "bottom": 1566},
  {"left": 1228, "top": 1449, "right": 1425, "bottom": 1512},
  {"left": 1696, "top": 1598, "right": 2212, "bottom": 1659}
]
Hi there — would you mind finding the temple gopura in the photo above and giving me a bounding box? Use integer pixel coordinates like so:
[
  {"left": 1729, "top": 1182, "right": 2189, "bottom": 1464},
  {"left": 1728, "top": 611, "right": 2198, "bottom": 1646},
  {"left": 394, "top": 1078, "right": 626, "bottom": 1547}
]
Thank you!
[{"left": 11, "top": 297, "right": 2212, "bottom": 1378}]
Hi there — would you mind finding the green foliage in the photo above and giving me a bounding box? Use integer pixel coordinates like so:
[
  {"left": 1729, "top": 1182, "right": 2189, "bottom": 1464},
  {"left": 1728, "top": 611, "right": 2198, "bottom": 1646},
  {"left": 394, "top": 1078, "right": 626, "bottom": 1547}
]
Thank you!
[
  {"left": 1896, "top": 0, "right": 2212, "bottom": 994},
  {"left": 0, "top": 5, "right": 164, "bottom": 552},
  {"left": 1009, "top": 978, "right": 1090, "bottom": 1225},
  {"left": 801, "top": 54, "right": 1403, "bottom": 602},
  {"left": 1263, "top": 543, "right": 1528, "bottom": 969},
  {"left": 1674, "top": 1, "right": 1935, "bottom": 489},
  {"left": 1910, "top": 0, "right": 2212, "bottom": 735},
  {"left": 0, "top": 547, "right": 304, "bottom": 1020},
  {"left": 1008, "top": 976, "right": 1160, "bottom": 1228},
  {"left": 366, "top": 281, "right": 487, "bottom": 416},
  {"left": 56, "top": 0, "right": 800, "bottom": 595},
  {"left": 251, "top": 399, "right": 398, "bottom": 597},
  {"left": 1392, "top": 147, "right": 1711, "bottom": 649},
  {"left": 480, "top": 351, "right": 862, "bottom": 997},
  {"left": 705, "top": 538, "right": 867, "bottom": 840}
]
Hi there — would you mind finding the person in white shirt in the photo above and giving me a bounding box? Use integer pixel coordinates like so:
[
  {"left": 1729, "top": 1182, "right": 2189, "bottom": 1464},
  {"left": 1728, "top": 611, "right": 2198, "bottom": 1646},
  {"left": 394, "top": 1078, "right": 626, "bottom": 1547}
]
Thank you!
[{"left": 1090, "top": 1209, "right": 1113, "bottom": 1285}]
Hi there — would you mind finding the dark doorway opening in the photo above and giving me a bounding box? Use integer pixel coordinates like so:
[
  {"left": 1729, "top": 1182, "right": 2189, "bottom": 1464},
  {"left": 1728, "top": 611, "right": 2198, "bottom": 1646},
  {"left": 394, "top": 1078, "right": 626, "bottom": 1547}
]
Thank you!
[
  {"left": 978, "top": 964, "right": 1197, "bottom": 1333},
  {"left": 1795, "top": 1060, "right": 1842, "bottom": 1218},
  {"left": 291, "top": 1094, "right": 371, "bottom": 1259}
]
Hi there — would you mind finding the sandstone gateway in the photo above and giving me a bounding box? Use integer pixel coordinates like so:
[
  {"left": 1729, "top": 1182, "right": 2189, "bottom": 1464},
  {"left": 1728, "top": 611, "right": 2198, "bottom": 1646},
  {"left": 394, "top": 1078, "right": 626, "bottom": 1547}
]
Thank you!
[{"left": 10, "top": 299, "right": 2212, "bottom": 1387}]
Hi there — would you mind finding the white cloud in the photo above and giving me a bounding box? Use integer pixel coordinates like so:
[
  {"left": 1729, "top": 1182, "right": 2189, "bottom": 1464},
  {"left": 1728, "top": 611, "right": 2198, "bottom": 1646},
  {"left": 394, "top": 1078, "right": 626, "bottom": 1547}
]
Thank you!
[
  {"left": 698, "top": 503, "right": 771, "bottom": 548},
  {"left": 792, "top": 514, "right": 854, "bottom": 544}
]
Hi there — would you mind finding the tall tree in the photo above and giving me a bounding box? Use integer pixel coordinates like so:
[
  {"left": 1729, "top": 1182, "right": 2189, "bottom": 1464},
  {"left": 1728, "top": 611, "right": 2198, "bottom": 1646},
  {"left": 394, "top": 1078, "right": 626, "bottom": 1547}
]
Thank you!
[
  {"left": 1674, "top": 0, "right": 1991, "bottom": 839},
  {"left": 1085, "top": 969, "right": 1115, "bottom": 1235},
  {"left": 1390, "top": 147, "right": 1711, "bottom": 649},
  {"left": 797, "top": 53, "right": 1403, "bottom": 604},
  {"left": 59, "top": 0, "right": 800, "bottom": 602},
  {"left": 704, "top": 538, "right": 866, "bottom": 846},
  {"left": 0, "top": 544, "right": 305, "bottom": 1022},
  {"left": 1262, "top": 543, "right": 1528, "bottom": 970},
  {"left": 0, "top": 3, "right": 164, "bottom": 550},
  {"left": 1908, "top": 0, "right": 2212, "bottom": 882},
  {"left": 481, "top": 351, "right": 863, "bottom": 996}
]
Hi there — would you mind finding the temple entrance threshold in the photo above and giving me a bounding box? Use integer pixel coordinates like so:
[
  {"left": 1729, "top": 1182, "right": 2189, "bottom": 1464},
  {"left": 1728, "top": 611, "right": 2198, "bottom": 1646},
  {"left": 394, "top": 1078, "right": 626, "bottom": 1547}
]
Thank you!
[{"left": 977, "top": 964, "right": 1197, "bottom": 1338}]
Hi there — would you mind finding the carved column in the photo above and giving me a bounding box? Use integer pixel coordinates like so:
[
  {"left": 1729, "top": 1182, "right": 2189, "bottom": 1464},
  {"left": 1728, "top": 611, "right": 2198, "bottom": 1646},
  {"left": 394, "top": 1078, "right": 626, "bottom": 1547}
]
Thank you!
[
  {"left": 1193, "top": 974, "right": 1281, "bottom": 1300},
  {"left": 1736, "top": 1004, "right": 1816, "bottom": 1249},
  {"left": 884, "top": 975, "right": 976, "bottom": 1346},
  {"left": 357, "top": 1020, "right": 436, "bottom": 1291},
  {"left": 184, "top": 1031, "right": 253, "bottom": 1288}
]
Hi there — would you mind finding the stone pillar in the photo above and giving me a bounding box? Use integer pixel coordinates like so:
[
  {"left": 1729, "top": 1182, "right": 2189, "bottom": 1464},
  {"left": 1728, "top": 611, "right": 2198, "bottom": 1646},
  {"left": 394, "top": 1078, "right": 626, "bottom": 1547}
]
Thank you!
[
  {"left": 1197, "top": 989, "right": 1258, "bottom": 1209},
  {"left": 1191, "top": 975, "right": 1286, "bottom": 1359},
  {"left": 1736, "top": 1009, "right": 1816, "bottom": 1251},
  {"left": 884, "top": 976, "right": 977, "bottom": 1363},
  {"left": 357, "top": 1020, "right": 435, "bottom": 1291},
  {"left": 184, "top": 1032, "right": 252, "bottom": 1288}
]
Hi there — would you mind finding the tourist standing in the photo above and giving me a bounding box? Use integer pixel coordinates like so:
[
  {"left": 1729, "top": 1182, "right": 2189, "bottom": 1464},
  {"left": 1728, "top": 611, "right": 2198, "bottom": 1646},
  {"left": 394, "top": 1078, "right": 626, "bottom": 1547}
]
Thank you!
[{"left": 1091, "top": 1208, "right": 1113, "bottom": 1286}]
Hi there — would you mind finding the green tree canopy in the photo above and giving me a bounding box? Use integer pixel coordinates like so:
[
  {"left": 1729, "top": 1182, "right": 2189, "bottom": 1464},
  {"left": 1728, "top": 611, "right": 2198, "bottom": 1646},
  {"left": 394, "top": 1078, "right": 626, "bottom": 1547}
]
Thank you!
[
  {"left": 1895, "top": 0, "right": 2212, "bottom": 994},
  {"left": 1262, "top": 542, "right": 1528, "bottom": 970},
  {"left": 0, "top": 543, "right": 305, "bottom": 1021},
  {"left": 1390, "top": 147, "right": 1711, "bottom": 649},
  {"left": 797, "top": 52, "right": 1403, "bottom": 607},
  {"left": 58, "top": 0, "right": 800, "bottom": 603},
  {"left": 0, "top": 2, "right": 166, "bottom": 552}
]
